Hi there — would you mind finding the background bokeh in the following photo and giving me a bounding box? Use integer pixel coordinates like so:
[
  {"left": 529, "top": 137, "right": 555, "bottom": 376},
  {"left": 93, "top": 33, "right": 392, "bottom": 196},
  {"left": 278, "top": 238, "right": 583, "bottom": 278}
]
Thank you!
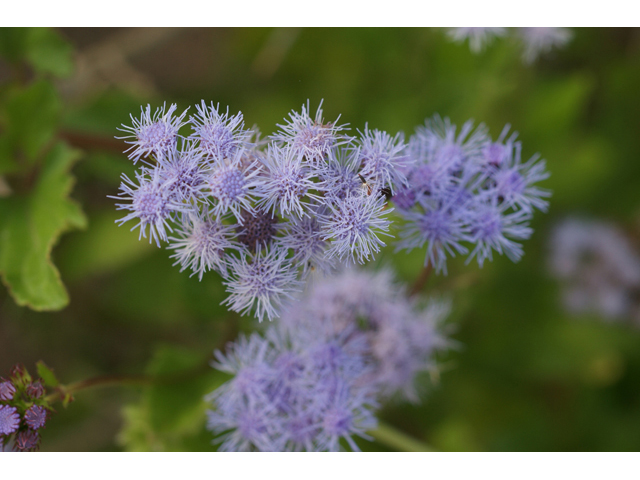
[{"left": 1, "top": 27, "right": 640, "bottom": 451}]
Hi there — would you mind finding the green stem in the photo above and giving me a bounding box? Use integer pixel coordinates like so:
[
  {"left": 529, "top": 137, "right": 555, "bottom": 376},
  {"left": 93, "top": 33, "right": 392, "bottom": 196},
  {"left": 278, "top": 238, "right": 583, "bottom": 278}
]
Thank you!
[{"left": 370, "top": 421, "right": 434, "bottom": 452}]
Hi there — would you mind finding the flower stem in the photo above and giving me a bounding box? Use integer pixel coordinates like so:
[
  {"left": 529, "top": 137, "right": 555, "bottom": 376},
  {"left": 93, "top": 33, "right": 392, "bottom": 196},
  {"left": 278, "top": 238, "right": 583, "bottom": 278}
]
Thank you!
[
  {"left": 409, "top": 263, "right": 433, "bottom": 297},
  {"left": 370, "top": 421, "right": 434, "bottom": 452}
]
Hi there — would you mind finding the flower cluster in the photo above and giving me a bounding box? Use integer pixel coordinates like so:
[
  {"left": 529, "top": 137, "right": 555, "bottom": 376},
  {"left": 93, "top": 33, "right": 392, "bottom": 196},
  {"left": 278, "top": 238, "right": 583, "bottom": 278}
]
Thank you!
[
  {"left": 0, "top": 365, "right": 52, "bottom": 452},
  {"left": 113, "top": 101, "right": 403, "bottom": 322},
  {"left": 206, "top": 267, "right": 450, "bottom": 451},
  {"left": 447, "top": 27, "right": 572, "bottom": 63},
  {"left": 548, "top": 217, "right": 640, "bottom": 323},
  {"left": 393, "top": 116, "right": 550, "bottom": 274}
]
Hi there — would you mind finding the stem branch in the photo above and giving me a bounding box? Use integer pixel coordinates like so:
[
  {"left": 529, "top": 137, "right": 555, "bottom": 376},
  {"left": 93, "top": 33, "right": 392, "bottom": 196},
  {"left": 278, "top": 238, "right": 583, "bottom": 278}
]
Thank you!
[
  {"left": 370, "top": 421, "right": 434, "bottom": 452},
  {"left": 409, "top": 263, "right": 433, "bottom": 297}
]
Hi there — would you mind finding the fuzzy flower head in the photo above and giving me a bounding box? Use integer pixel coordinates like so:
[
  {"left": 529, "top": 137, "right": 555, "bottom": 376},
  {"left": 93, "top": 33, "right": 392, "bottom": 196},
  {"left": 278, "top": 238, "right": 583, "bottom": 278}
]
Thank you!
[
  {"left": 272, "top": 100, "right": 350, "bottom": 165},
  {"left": 395, "top": 116, "right": 550, "bottom": 274},
  {"left": 113, "top": 169, "right": 188, "bottom": 247},
  {"left": 416, "top": 115, "right": 489, "bottom": 173},
  {"left": 168, "top": 210, "right": 239, "bottom": 280},
  {"left": 236, "top": 208, "right": 280, "bottom": 252},
  {"left": 24, "top": 405, "right": 47, "bottom": 431},
  {"left": 189, "top": 101, "right": 253, "bottom": 161},
  {"left": 447, "top": 27, "right": 507, "bottom": 52},
  {"left": 466, "top": 203, "right": 532, "bottom": 267},
  {"left": 485, "top": 143, "right": 551, "bottom": 214},
  {"left": 157, "top": 143, "right": 208, "bottom": 205},
  {"left": 356, "top": 126, "right": 411, "bottom": 194},
  {"left": 279, "top": 214, "right": 334, "bottom": 276},
  {"left": 315, "top": 146, "right": 362, "bottom": 201},
  {"left": 397, "top": 200, "right": 470, "bottom": 275},
  {"left": 0, "top": 405, "right": 20, "bottom": 435},
  {"left": 223, "top": 246, "right": 302, "bottom": 322},
  {"left": 549, "top": 218, "right": 640, "bottom": 321},
  {"left": 117, "top": 103, "right": 188, "bottom": 164},
  {"left": 257, "top": 145, "right": 319, "bottom": 219},
  {"left": 0, "top": 381, "right": 15, "bottom": 401},
  {"left": 321, "top": 191, "right": 394, "bottom": 265},
  {"left": 519, "top": 27, "right": 573, "bottom": 63},
  {"left": 205, "top": 149, "right": 264, "bottom": 221}
]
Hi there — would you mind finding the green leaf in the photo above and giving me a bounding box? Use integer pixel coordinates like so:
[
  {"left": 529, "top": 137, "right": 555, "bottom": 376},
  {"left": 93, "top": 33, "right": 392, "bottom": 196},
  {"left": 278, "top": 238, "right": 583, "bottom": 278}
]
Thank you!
[
  {"left": 0, "top": 28, "right": 73, "bottom": 78},
  {"left": 25, "top": 28, "right": 74, "bottom": 78},
  {"left": 0, "top": 80, "right": 61, "bottom": 168},
  {"left": 0, "top": 141, "right": 87, "bottom": 311},
  {"left": 36, "top": 360, "right": 60, "bottom": 387},
  {"left": 0, "top": 28, "right": 30, "bottom": 63}
]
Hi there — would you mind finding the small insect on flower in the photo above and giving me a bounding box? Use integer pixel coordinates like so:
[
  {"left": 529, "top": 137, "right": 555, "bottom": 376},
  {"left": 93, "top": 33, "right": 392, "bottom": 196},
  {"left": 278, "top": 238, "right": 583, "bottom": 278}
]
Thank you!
[{"left": 358, "top": 174, "right": 373, "bottom": 196}]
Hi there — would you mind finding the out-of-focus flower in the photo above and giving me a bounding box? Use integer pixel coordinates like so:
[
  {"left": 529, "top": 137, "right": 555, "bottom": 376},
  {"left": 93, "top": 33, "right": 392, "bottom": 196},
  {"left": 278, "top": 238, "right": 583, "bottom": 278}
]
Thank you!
[
  {"left": 519, "top": 27, "right": 573, "bottom": 63},
  {"left": 0, "top": 405, "right": 20, "bottom": 435},
  {"left": 549, "top": 218, "right": 640, "bottom": 322},
  {"left": 394, "top": 115, "right": 549, "bottom": 274},
  {"left": 447, "top": 27, "right": 507, "bottom": 52}
]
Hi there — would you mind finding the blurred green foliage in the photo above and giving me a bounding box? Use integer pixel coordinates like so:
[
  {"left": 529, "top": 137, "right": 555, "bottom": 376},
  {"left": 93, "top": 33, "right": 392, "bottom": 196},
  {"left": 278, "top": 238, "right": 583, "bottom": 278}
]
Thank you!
[
  {"left": 1, "top": 27, "right": 640, "bottom": 452},
  {"left": 0, "top": 28, "right": 86, "bottom": 311}
]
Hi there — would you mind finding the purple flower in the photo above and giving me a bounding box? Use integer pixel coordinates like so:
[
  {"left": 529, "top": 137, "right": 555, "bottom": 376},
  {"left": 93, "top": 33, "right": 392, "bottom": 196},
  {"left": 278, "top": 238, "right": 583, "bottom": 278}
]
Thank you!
[
  {"left": 355, "top": 126, "right": 411, "bottom": 194},
  {"left": 117, "top": 103, "right": 189, "bottom": 164},
  {"left": 549, "top": 218, "right": 640, "bottom": 321},
  {"left": 320, "top": 191, "right": 393, "bottom": 265},
  {"left": 466, "top": 202, "right": 532, "bottom": 267},
  {"left": 0, "top": 405, "right": 20, "bottom": 435},
  {"left": 222, "top": 246, "right": 302, "bottom": 322},
  {"left": 315, "top": 380, "right": 378, "bottom": 452},
  {"left": 279, "top": 214, "right": 334, "bottom": 275},
  {"left": 448, "top": 27, "right": 507, "bottom": 52},
  {"left": 272, "top": 100, "right": 350, "bottom": 165},
  {"left": 113, "top": 169, "right": 188, "bottom": 247},
  {"left": 485, "top": 142, "right": 551, "bottom": 213},
  {"left": 414, "top": 116, "right": 488, "bottom": 174},
  {"left": 315, "top": 146, "right": 362, "bottom": 201},
  {"left": 518, "top": 27, "right": 572, "bottom": 63},
  {"left": 25, "top": 380, "right": 44, "bottom": 399},
  {"left": 205, "top": 150, "right": 264, "bottom": 221},
  {"left": 14, "top": 430, "right": 40, "bottom": 452},
  {"left": 167, "top": 209, "right": 239, "bottom": 280},
  {"left": 25, "top": 405, "right": 47, "bottom": 430},
  {"left": 256, "top": 145, "right": 319, "bottom": 219},
  {"left": 235, "top": 208, "right": 280, "bottom": 251},
  {"left": 189, "top": 101, "right": 253, "bottom": 161},
  {"left": 0, "top": 380, "right": 15, "bottom": 401},
  {"left": 157, "top": 143, "right": 208, "bottom": 205},
  {"left": 397, "top": 200, "right": 470, "bottom": 274}
]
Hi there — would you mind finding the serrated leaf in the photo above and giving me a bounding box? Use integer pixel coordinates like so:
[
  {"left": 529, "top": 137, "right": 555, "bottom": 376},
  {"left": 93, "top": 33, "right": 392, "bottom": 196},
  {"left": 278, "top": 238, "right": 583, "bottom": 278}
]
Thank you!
[
  {"left": 36, "top": 360, "right": 60, "bottom": 387},
  {"left": 0, "top": 142, "right": 87, "bottom": 311}
]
